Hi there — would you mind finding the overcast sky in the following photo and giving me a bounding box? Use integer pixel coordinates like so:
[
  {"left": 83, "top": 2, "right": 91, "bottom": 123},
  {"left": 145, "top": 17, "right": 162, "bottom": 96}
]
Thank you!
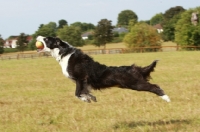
[{"left": 0, "top": 0, "right": 199, "bottom": 39}]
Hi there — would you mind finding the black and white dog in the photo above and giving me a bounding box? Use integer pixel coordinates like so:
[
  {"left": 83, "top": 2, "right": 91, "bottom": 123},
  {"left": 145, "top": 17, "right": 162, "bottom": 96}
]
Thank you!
[{"left": 36, "top": 36, "right": 170, "bottom": 103}]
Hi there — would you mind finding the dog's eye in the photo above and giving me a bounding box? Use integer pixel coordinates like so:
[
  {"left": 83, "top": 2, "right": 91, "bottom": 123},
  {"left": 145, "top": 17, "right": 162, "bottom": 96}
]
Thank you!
[{"left": 44, "top": 38, "right": 48, "bottom": 41}]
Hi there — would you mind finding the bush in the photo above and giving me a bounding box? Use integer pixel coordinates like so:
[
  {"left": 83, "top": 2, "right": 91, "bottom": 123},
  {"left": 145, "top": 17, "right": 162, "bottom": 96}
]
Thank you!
[
  {"left": 123, "top": 23, "right": 161, "bottom": 48},
  {"left": 112, "top": 37, "right": 123, "bottom": 43},
  {"left": 4, "top": 48, "right": 19, "bottom": 53},
  {"left": 0, "top": 47, "right": 4, "bottom": 54}
]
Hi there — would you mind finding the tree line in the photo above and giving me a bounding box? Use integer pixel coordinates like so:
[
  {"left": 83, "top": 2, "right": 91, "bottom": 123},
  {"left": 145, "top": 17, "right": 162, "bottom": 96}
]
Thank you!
[{"left": 0, "top": 6, "right": 200, "bottom": 53}]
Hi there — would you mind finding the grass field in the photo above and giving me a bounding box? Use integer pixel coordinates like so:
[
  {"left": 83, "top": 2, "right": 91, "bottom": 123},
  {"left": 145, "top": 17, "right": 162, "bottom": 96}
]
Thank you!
[
  {"left": 77, "top": 42, "right": 127, "bottom": 50},
  {"left": 1, "top": 51, "right": 200, "bottom": 132}
]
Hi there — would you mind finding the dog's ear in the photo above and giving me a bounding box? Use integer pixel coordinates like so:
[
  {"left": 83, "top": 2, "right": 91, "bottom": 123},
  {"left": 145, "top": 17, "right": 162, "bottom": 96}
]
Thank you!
[{"left": 55, "top": 37, "right": 61, "bottom": 46}]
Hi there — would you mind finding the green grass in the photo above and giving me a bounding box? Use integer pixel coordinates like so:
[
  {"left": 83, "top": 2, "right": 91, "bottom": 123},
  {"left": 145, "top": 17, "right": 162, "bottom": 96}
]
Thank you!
[{"left": 0, "top": 51, "right": 200, "bottom": 132}]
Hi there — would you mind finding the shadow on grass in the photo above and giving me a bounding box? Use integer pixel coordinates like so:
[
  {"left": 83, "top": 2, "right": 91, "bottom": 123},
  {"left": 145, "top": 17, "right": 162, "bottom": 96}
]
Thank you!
[{"left": 113, "top": 119, "right": 191, "bottom": 129}]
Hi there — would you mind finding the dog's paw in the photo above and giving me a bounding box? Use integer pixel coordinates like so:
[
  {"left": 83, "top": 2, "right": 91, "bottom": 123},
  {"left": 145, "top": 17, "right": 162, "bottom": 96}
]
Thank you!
[
  {"left": 79, "top": 94, "right": 91, "bottom": 103},
  {"left": 88, "top": 94, "right": 97, "bottom": 102},
  {"left": 78, "top": 94, "right": 97, "bottom": 103},
  {"left": 160, "top": 95, "right": 170, "bottom": 102}
]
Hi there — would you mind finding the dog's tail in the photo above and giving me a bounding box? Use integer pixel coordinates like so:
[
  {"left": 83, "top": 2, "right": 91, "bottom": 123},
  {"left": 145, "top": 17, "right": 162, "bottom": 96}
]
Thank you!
[{"left": 140, "top": 60, "right": 159, "bottom": 81}]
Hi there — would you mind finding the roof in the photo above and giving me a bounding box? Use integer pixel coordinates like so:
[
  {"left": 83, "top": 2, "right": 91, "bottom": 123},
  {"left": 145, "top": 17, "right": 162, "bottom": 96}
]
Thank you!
[
  {"left": 153, "top": 24, "right": 163, "bottom": 29},
  {"left": 81, "top": 32, "right": 93, "bottom": 37},
  {"left": 6, "top": 35, "right": 33, "bottom": 41},
  {"left": 112, "top": 27, "right": 128, "bottom": 34}
]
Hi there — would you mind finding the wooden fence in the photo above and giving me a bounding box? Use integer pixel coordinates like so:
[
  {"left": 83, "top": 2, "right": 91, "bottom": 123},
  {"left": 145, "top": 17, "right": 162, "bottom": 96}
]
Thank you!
[
  {"left": 0, "top": 52, "right": 50, "bottom": 60},
  {"left": 1, "top": 46, "right": 200, "bottom": 60},
  {"left": 82, "top": 46, "right": 200, "bottom": 54}
]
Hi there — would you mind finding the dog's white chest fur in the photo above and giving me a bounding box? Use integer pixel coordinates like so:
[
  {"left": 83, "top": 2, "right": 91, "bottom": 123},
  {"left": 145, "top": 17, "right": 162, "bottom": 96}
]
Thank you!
[
  {"left": 50, "top": 48, "right": 73, "bottom": 78},
  {"left": 59, "top": 53, "right": 73, "bottom": 78}
]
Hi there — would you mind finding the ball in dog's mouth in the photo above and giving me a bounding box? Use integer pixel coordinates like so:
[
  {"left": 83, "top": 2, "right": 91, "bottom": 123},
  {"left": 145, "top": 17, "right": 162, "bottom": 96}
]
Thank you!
[{"left": 35, "top": 41, "right": 44, "bottom": 51}]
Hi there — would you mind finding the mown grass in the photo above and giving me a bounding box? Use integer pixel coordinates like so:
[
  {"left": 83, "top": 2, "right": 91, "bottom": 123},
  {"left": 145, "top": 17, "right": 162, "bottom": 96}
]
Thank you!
[{"left": 0, "top": 51, "right": 200, "bottom": 132}]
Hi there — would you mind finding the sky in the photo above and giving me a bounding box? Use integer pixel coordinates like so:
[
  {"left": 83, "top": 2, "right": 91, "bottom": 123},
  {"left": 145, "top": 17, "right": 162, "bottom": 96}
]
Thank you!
[{"left": 0, "top": 0, "right": 199, "bottom": 39}]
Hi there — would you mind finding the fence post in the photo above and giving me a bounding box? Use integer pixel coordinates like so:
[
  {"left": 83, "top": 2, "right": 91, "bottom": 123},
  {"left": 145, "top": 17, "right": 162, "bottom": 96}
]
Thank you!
[{"left": 17, "top": 54, "right": 19, "bottom": 59}]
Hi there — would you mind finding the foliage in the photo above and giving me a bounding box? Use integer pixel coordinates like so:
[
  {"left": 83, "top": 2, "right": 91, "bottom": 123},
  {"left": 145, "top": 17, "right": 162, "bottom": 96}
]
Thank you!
[
  {"left": 33, "top": 22, "right": 57, "bottom": 38},
  {"left": 38, "top": 24, "right": 44, "bottom": 29},
  {"left": 70, "top": 22, "right": 95, "bottom": 32},
  {"left": 175, "top": 6, "right": 200, "bottom": 46},
  {"left": 57, "top": 19, "right": 68, "bottom": 29},
  {"left": 113, "top": 32, "right": 119, "bottom": 37},
  {"left": 163, "top": 6, "right": 185, "bottom": 21},
  {"left": 139, "top": 20, "right": 150, "bottom": 25},
  {"left": 150, "top": 13, "right": 164, "bottom": 25},
  {"left": 0, "top": 35, "right": 4, "bottom": 54},
  {"left": 16, "top": 33, "right": 28, "bottom": 52},
  {"left": 123, "top": 23, "right": 161, "bottom": 49},
  {"left": 117, "top": 10, "right": 138, "bottom": 26},
  {"left": 128, "top": 19, "right": 137, "bottom": 31},
  {"left": 28, "top": 39, "right": 37, "bottom": 50},
  {"left": 162, "top": 6, "right": 185, "bottom": 41},
  {"left": 30, "top": 22, "right": 57, "bottom": 50},
  {"left": 162, "top": 14, "right": 183, "bottom": 41},
  {"left": 93, "top": 19, "right": 114, "bottom": 48},
  {"left": 112, "top": 32, "right": 127, "bottom": 43},
  {"left": 3, "top": 48, "right": 19, "bottom": 53},
  {"left": 57, "top": 25, "right": 85, "bottom": 47},
  {"left": 88, "top": 34, "right": 93, "bottom": 40}
]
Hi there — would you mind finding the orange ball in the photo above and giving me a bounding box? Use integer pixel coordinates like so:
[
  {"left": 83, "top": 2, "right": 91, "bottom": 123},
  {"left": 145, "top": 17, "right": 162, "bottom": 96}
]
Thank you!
[{"left": 35, "top": 41, "right": 44, "bottom": 49}]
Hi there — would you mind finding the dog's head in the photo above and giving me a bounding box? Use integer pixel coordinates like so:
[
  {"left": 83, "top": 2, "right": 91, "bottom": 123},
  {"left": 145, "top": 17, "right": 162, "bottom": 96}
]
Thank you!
[
  {"left": 36, "top": 36, "right": 72, "bottom": 52},
  {"left": 36, "top": 36, "right": 62, "bottom": 52}
]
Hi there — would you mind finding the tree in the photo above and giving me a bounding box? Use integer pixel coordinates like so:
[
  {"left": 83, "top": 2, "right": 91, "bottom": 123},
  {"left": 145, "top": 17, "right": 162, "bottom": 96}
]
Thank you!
[
  {"left": 93, "top": 19, "right": 114, "bottom": 49},
  {"left": 57, "top": 25, "right": 84, "bottom": 47},
  {"left": 28, "top": 39, "right": 36, "bottom": 50},
  {"left": 162, "top": 6, "right": 185, "bottom": 41},
  {"left": 123, "top": 23, "right": 161, "bottom": 50},
  {"left": 17, "top": 33, "right": 28, "bottom": 52},
  {"left": 33, "top": 22, "right": 57, "bottom": 38},
  {"left": 30, "top": 22, "right": 57, "bottom": 49},
  {"left": 70, "top": 22, "right": 95, "bottom": 32},
  {"left": 57, "top": 19, "right": 68, "bottom": 29},
  {"left": 163, "top": 6, "right": 185, "bottom": 21},
  {"left": 128, "top": 19, "right": 137, "bottom": 31},
  {"left": 0, "top": 35, "right": 4, "bottom": 54},
  {"left": 117, "top": 10, "right": 138, "bottom": 26},
  {"left": 38, "top": 24, "right": 44, "bottom": 29},
  {"left": 175, "top": 6, "right": 200, "bottom": 46},
  {"left": 150, "top": 13, "right": 164, "bottom": 25}
]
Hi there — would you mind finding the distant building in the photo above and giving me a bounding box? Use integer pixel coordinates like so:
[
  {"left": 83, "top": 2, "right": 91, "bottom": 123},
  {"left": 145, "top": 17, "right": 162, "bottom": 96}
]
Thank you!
[
  {"left": 112, "top": 27, "right": 128, "bottom": 34},
  {"left": 4, "top": 35, "right": 32, "bottom": 48},
  {"left": 153, "top": 24, "right": 163, "bottom": 33},
  {"left": 81, "top": 32, "right": 93, "bottom": 40}
]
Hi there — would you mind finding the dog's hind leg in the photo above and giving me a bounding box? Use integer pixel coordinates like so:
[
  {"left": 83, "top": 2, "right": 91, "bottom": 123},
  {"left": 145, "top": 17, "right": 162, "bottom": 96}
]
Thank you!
[
  {"left": 75, "top": 80, "right": 97, "bottom": 103},
  {"left": 130, "top": 82, "right": 170, "bottom": 102}
]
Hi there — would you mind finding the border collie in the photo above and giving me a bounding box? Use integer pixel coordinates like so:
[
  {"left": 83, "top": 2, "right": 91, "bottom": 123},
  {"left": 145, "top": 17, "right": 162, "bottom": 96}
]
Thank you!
[{"left": 36, "top": 36, "right": 170, "bottom": 103}]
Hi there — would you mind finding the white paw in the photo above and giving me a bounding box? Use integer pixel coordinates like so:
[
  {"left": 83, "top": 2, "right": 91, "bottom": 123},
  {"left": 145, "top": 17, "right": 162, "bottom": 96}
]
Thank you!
[
  {"left": 161, "top": 95, "right": 170, "bottom": 102},
  {"left": 79, "top": 94, "right": 91, "bottom": 103}
]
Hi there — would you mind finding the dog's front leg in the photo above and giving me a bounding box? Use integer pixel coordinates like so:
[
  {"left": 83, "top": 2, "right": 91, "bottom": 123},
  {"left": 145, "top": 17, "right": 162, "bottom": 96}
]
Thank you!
[{"left": 75, "top": 80, "right": 91, "bottom": 103}]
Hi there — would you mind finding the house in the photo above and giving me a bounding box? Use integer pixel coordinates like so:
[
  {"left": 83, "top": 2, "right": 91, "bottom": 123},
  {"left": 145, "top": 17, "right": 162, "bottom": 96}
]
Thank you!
[
  {"left": 4, "top": 36, "right": 18, "bottom": 48},
  {"left": 81, "top": 32, "right": 93, "bottom": 40},
  {"left": 81, "top": 27, "right": 128, "bottom": 40},
  {"left": 4, "top": 35, "right": 32, "bottom": 48},
  {"left": 153, "top": 24, "right": 163, "bottom": 33},
  {"left": 112, "top": 27, "right": 128, "bottom": 34}
]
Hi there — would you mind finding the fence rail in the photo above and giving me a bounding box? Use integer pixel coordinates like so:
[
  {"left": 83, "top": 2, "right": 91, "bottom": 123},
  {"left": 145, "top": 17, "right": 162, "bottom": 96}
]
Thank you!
[
  {"left": 0, "top": 52, "right": 50, "bottom": 60},
  {"left": 1, "top": 46, "right": 200, "bottom": 60}
]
